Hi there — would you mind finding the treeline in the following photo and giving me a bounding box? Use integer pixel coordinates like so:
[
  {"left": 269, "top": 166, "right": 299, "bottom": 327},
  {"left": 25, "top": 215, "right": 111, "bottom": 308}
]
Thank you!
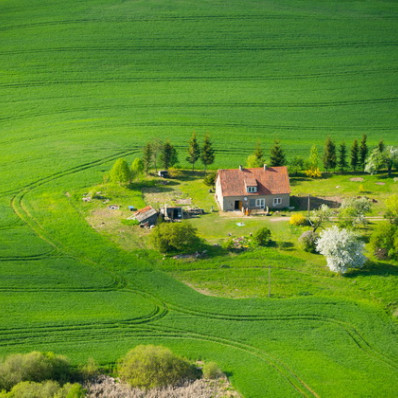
[
  {"left": 246, "top": 136, "right": 398, "bottom": 177},
  {"left": 142, "top": 133, "right": 215, "bottom": 173}
]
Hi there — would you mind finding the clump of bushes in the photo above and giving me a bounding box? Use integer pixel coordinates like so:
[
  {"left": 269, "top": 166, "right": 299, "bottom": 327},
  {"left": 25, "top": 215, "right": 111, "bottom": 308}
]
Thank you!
[
  {"left": 0, "top": 380, "right": 84, "bottom": 398},
  {"left": 252, "top": 227, "right": 271, "bottom": 247},
  {"left": 203, "top": 171, "right": 217, "bottom": 187},
  {"left": 298, "top": 230, "right": 319, "bottom": 253},
  {"left": 289, "top": 213, "right": 307, "bottom": 226},
  {"left": 370, "top": 222, "right": 398, "bottom": 259},
  {"left": 151, "top": 222, "right": 202, "bottom": 253},
  {"left": 0, "top": 351, "right": 73, "bottom": 391},
  {"left": 118, "top": 345, "right": 197, "bottom": 390},
  {"left": 202, "top": 362, "right": 223, "bottom": 379}
]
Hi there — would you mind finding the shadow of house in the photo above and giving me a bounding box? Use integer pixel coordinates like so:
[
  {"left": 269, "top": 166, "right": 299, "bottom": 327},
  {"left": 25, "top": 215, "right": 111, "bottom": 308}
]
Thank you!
[{"left": 291, "top": 195, "right": 341, "bottom": 211}]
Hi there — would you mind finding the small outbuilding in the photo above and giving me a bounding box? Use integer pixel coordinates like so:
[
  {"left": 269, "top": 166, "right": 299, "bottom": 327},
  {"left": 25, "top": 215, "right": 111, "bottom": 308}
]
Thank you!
[
  {"left": 134, "top": 206, "right": 158, "bottom": 226},
  {"left": 160, "top": 205, "right": 184, "bottom": 221},
  {"left": 158, "top": 170, "right": 169, "bottom": 178}
]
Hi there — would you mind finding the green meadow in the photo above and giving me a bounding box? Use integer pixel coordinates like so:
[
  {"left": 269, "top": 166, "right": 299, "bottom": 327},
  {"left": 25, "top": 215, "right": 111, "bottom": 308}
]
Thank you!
[{"left": 1, "top": 1, "right": 398, "bottom": 397}]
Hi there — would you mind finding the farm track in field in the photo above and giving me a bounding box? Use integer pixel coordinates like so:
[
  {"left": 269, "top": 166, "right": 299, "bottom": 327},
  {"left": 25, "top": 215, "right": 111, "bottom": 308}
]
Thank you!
[
  {"left": 2, "top": 41, "right": 398, "bottom": 57},
  {"left": 1, "top": 13, "right": 398, "bottom": 33},
  {"left": 1, "top": 97, "right": 397, "bottom": 123},
  {"left": 0, "top": 68, "right": 396, "bottom": 91},
  {"left": 166, "top": 304, "right": 398, "bottom": 371}
]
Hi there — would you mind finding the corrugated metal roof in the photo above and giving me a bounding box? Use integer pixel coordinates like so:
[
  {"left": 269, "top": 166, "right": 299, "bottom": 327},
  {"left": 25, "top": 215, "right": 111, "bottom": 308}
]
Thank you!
[{"left": 134, "top": 206, "right": 158, "bottom": 223}]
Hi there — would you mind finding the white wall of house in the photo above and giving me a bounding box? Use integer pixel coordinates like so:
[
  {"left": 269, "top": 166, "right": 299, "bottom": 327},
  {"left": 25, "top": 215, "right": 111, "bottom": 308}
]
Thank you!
[{"left": 220, "top": 193, "right": 290, "bottom": 211}]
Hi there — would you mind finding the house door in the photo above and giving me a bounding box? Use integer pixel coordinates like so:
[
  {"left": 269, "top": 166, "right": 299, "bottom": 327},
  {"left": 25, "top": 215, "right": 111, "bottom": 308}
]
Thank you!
[{"left": 234, "top": 200, "right": 242, "bottom": 210}]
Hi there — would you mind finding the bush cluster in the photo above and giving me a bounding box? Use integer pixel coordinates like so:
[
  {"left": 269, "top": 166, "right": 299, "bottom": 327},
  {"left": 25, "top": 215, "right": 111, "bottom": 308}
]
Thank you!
[
  {"left": 0, "top": 352, "right": 73, "bottom": 391},
  {"left": 289, "top": 213, "right": 307, "bottom": 226},
  {"left": 252, "top": 227, "right": 271, "bottom": 247},
  {"left": 118, "top": 345, "right": 197, "bottom": 389},
  {"left": 0, "top": 381, "right": 84, "bottom": 398},
  {"left": 298, "top": 230, "right": 319, "bottom": 253},
  {"left": 151, "top": 222, "right": 202, "bottom": 253},
  {"left": 370, "top": 222, "right": 398, "bottom": 259}
]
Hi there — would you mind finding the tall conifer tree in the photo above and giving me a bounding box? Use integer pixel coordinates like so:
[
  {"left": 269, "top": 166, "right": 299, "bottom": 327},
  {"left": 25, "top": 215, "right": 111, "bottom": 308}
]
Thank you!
[
  {"left": 200, "top": 134, "right": 215, "bottom": 171},
  {"left": 269, "top": 140, "right": 286, "bottom": 166},
  {"left": 338, "top": 142, "right": 348, "bottom": 173},
  {"left": 186, "top": 133, "right": 200, "bottom": 171},
  {"left": 351, "top": 139, "right": 359, "bottom": 171},
  {"left": 142, "top": 143, "right": 153, "bottom": 174},
  {"left": 359, "top": 134, "right": 368, "bottom": 170},
  {"left": 323, "top": 137, "right": 337, "bottom": 172}
]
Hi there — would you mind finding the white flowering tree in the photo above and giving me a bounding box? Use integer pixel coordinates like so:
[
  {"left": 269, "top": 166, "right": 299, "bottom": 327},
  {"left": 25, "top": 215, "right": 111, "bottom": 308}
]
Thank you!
[{"left": 316, "top": 226, "right": 366, "bottom": 274}]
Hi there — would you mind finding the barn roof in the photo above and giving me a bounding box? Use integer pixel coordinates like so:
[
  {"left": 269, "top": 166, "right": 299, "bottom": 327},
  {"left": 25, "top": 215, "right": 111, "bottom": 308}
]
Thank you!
[
  {"left": 134, "top": 206, "right": 157, "bottom": 223},
  {"left": 217, "top": 166, "right": 290, "bottom": 197}
]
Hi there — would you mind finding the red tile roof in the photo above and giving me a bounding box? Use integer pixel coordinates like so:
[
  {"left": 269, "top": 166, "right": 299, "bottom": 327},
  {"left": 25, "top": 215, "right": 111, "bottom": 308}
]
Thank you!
[{"left": 217, "top": 166, "right": 290, "bottom": 197}]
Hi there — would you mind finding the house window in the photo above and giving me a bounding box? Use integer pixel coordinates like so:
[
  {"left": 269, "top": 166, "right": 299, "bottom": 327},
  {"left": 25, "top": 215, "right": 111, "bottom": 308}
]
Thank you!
[
  {"left": 247, "top": 186, "right": 257, "bottom": 193},
  {"left": 256, "top": 198, "right": 265, "bottom": 208},
  {"left": 273, "top": 197, "right": 282, "bottom": 206}
]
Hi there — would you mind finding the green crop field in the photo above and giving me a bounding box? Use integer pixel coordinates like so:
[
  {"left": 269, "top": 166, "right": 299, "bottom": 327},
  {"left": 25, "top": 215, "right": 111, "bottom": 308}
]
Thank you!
[{"left": 1, "top": 1, "right": 398, "bottom": 397}]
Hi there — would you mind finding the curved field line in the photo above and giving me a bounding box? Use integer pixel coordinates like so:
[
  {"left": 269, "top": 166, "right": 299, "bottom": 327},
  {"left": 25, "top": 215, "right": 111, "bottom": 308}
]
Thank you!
[
  {"left": 125, "top": 324, "right": 319, "bottom": 398},
  {"left": 167, "top": 305, "right": 398, "bottom": 371},
  {"left": 0, "top": 249, "right": 56, "bottom": 261}
]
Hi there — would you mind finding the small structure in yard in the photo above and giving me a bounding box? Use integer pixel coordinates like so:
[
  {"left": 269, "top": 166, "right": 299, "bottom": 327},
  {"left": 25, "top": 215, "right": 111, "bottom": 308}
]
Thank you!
[
  {"left": 158, "top": 170, "right": 169, "bottom": 178},
  {"left": 161, "top": 205, "right": 184, "bottom": 221},
  {"left": 134, "top": 205, "right": 158, "bottom": 226},
  {"left": 108, "top": 204, "right": 120, "bottom": 210},
  {"left": 128, "top": 205, "right": 137, "bottom": 211},
  {"left": 215, "top": 164, "right": 290, "bottom": 212}
]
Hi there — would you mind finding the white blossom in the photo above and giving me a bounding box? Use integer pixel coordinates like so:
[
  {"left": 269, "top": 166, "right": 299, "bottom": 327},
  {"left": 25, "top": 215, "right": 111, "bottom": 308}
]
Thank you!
[{"left": 316, "top": 226, "right": 366, "bottom": 274}]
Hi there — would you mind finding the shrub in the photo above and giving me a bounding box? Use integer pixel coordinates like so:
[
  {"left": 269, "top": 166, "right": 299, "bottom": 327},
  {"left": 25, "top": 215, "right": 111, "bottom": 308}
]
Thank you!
[
  {"left": 151, "top": 222, "right": 202, "bottom": 253},
  {"left": 203, "top": 171, "right": 217, "bottom": 187},
  {"left": 298, "top": 230, "right": 319, "bottom": 253},
  {"left": 0, "top": 381, "right": 84, "bottom": 398},
  {"left": 289, "top": 213, "right": 307, "bottom": 226},
  {"left": 202, "top": 362, "right": 223, "bottom": 379},
  {"left": 253, "top": 227, "right": 271, "bottom": 247},
  {"left": 0, "top": 352, "right": 72, "bottom": 391},
  {"left": 304, "top": 168, "right": 322, "bottom": 178},
  {"left": 338, "top": 197, "right": 372, "bottom": 229},
  {"left": 168, "top": 166, "right": 183, "bottom": 178},
  {"left": 370, "top": 222, "right": 398, "bottom": 259},
  {"left": 79, "top": 357, "right": 99, "bottom": 381},
  {"left": 118, "top": 345, "right": 197, "bottom": 390}
]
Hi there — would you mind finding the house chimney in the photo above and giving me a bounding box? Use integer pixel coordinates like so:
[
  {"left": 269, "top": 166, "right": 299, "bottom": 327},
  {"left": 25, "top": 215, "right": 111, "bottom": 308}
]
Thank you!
[
  {"left": 239, "top": 165, "right": 243, "bottom": 171},
  {"left": 263, "top": 164, "right": 267, "bottom": 170}
]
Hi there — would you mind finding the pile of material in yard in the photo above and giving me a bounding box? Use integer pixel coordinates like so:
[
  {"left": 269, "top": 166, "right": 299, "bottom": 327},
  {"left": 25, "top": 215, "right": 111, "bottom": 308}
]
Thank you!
[{"left": 85, "top": 376, "right": 240, "bottom": 398}]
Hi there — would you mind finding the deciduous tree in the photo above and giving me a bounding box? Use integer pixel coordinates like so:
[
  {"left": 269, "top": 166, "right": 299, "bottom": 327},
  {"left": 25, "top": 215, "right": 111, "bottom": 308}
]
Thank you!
[
  {"left": 316, "top": 226, "right": 366, "bottom": 274},
  {"left": 109, "top": 158, "right": 131, "bottom": 184},
  {"left": 131, "top": 158, "right": 144, "bottom": 180}
]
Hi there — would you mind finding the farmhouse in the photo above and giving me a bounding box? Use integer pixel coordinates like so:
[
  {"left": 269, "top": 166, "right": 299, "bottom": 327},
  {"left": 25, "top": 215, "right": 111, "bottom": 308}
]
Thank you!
[{"left": 216, "top": 165, "right": 290, "bottom": 212}]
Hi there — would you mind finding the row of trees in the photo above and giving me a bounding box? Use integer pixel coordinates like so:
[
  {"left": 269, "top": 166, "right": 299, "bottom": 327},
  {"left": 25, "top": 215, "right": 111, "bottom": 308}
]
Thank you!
[
  {"left": 142, "top": 133, "right": 215, "bottom": 173},
  {"left": 247, "top": 136, "right": 398, "bottom": 177}
]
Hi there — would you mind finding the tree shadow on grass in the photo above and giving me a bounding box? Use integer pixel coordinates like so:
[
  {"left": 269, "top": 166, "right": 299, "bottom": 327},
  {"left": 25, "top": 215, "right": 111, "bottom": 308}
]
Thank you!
[{"left": 345, "top": 260, "right": 398, "bottom": 277}]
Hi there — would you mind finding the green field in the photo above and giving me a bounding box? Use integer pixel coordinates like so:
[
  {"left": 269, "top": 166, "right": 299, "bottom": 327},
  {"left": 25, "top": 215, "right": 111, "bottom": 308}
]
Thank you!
[{"left": 1, "top": 1, "right": 398, "bottom": 397}]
